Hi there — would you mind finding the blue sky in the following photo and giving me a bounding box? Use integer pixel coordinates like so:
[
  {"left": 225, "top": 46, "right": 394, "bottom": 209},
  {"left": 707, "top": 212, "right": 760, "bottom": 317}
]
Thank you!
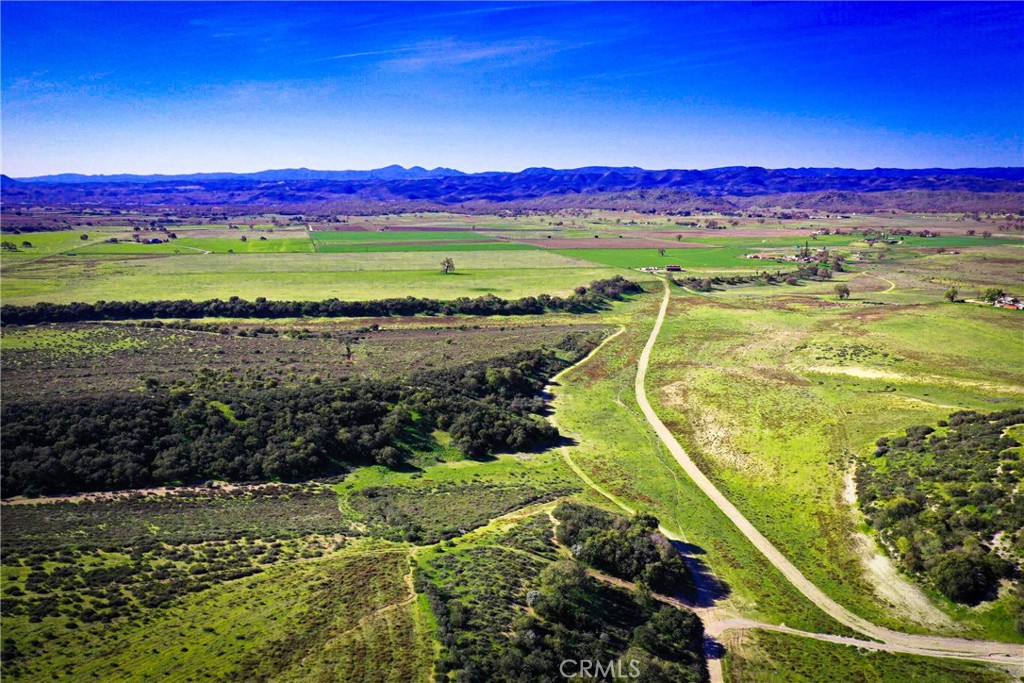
[{"left": 2, "top": 1, "right": 1022, "bottom": 175}]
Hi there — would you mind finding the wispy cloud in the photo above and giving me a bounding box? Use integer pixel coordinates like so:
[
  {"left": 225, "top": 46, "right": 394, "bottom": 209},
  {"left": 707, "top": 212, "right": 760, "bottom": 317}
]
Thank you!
[
  {"left": 380, "top": 38, "right": 562, "bottom": 71},
  {"left": 328, "top": 47, "right": 422, "bottom": 61},
  {"left": 188, "top": 11, "right": 320, "bottom": 47}
]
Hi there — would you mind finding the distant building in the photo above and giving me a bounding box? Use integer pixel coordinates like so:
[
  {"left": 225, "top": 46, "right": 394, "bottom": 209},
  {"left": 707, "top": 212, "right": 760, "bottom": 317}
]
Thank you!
[
  {"left": 994, "top": 295, "right": 1024, "bottom": 310},
  {"left": 666, "top": 265, "right": 682, "bottom": 272}
]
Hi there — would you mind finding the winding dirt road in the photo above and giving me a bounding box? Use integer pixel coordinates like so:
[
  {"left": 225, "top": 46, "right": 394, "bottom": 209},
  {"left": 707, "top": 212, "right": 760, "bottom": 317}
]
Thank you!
[{"left": 635, "top": 280, "right": 1023, "bottom": 678}]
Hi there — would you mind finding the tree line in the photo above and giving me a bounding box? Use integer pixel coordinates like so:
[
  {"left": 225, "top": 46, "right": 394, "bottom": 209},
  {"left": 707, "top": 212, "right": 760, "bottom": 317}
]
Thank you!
[
  {"left": 0, "top": 276, "right": 643, "bottom": 326},
  {"left": 672, "top": 261, "right": 843, "bottom": 292}
]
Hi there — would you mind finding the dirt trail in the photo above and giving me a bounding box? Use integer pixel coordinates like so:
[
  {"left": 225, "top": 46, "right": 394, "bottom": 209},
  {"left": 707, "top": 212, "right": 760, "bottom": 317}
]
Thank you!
[
  {"left": 635, "top": 279, "right": 1023, "bottom": 678},
  {"left": 856, "top": 270, "right": 896, "bottom": 293}
]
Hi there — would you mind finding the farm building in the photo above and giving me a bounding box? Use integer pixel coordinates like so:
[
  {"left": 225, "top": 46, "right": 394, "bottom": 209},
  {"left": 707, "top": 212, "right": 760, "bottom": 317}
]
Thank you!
[{"left": 994, "top": 295, "right": 1024, "bottom": 310}]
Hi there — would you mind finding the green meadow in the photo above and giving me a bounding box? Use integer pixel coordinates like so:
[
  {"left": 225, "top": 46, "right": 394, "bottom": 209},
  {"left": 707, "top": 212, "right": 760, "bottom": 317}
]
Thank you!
[
  {"left": 74, "top": 237, "right": 316, "bottom": 254},
  {"left": 311, "top": 229, "right": 496, "bottom": 242},
  {"left": 646, "top": 283, "right": 1024, "bottom": 640},
  {"left": 553, "top": 247, "right": 758, "bottom": 270},
  {"left": 551, "top": 288, "right": 855, "bottom": 635},
  {"left": 0, "top": 250, "right": 620, "bottom": 304},
  {"left": 314, "top": 241, "right": 534, "bottom": 253}
]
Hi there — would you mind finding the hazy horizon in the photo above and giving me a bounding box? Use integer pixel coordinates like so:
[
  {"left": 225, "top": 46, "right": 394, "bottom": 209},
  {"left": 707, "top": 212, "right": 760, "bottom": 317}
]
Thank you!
[
  {"left": 3, "top": 1, "right": 1022, "bottom": 176},
  {"left": 9, "top": 162, "right": 1024, "bottom": 182}
]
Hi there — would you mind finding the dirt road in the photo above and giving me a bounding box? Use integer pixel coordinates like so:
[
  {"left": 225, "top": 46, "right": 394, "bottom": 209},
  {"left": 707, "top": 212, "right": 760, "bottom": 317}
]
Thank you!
[{"left": 635, "top": 279, "right": 1023, "bottom": 678}]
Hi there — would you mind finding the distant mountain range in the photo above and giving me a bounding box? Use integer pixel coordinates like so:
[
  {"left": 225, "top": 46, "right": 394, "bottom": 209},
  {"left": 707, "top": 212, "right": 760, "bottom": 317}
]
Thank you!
[
  {"left": 11, "top": 165, "right": 1024, "bottom": 185},
  {"left": 3, "top": 165, "right": 1023, "bottom": 213},
  {"left": 12, "top": 164, "right": 465, "bottom": 184}
]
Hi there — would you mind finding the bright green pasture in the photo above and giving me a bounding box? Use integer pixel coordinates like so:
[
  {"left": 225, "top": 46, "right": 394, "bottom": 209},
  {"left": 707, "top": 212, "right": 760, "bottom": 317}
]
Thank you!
[
  {"left": 683, "top": 234, "right": 1021, "bottom": 249},
  {"left": 314, "top": 241, "right": 534, "bottom": 253},
  {"left": 336, "top": 450, "right": 576, "bottom": 495},
  {"left": 0, "top": 251, "right": 619, "bottom": 304},
  {"left": 0, "top": 231, "right": 97, "bottom": 257},
  {"left": 896, "top": 235, "right": 1022, "bottom": 247},
  {"left": 151, "top": 224, "right": 297, "bottom": 232},
  {"left": 682, "top": 234, "right": 861, "bottom": 249},
  {"left": 552, "top": 247, "right": 758, "bottom": 270},
  {"left": 74, "top": 237, "right": 315, "bottom": 254},
  {"left": 311, "top": 230, "right": 495, "bottom": 242}
]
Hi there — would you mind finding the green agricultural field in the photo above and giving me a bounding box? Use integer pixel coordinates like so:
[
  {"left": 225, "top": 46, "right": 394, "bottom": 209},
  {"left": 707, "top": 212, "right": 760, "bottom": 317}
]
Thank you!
[
  {"left": 682, "top": 234, "right": 862, "bottom": 249},
  {"left": 552, "top": 247, "right": 760, "bottom": 270},
  {"left": 0, "top": 250, "right": 623, "bottom": 304},
  {"left": 311, "top": 230, "right": 497, "bottom": 242},
  {"left": 314, "top": 241, "right": 534, "bottom": 253},
  {"left": 683, "top": 234, "right": 1022, "bottom": 249},
  {"left": 72, "top": 237, "right": 316, "bottom": 254},
  {"left": 0, "top": 231, "right": 102, "bottom": 257}
]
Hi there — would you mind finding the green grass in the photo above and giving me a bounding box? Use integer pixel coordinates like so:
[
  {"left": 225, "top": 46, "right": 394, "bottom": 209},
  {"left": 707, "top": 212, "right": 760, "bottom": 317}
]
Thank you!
[
  {"left": 71, "top": 237, "right": 314, "bottom": 254},
  {"left": 723, "top": 629, "right": 1013, "bottom": 683},
  {"left": 1, "top": 481, "right": 433, "bottom": 682},
  {"left": 0, "top": 326, "right": 148, "bottom": 353},
  {"left": 553, "top": 287, "right": 854, "bottom": 635},
  {"left": 0, "top": 251, "right": 620, "bottom": 304},
  {"left": 684, "top": 234, "right": 1021, "bottom": 249},
  {"left": 553, "top": 247, "right": 759, "bottom": 270},
  {"left": 0, "top": 231, "right": 98, "bottom": 257},
  {"left": 683, "top": 234, "right": 863, "bottom": 249},
  {"left": 314, "top": 241, "right": 535, "bottom": 253},
  {"left": 646, "top": 290, "right": 1023, "bottom": 640},
  {"left": 311, "top": 230, "right": 495, "bottom": 242},
  {"left": 552, "top": 237, "right": 1022, "bottom": 273},
  {"left": 3, "top": 547, "right": 431, "bottom": 683}
]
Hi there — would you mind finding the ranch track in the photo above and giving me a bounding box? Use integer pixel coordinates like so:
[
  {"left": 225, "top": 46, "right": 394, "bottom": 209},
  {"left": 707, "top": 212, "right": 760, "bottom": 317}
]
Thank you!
[{"left": 634, "top": 279, "right": 1024, "bottom": 681}]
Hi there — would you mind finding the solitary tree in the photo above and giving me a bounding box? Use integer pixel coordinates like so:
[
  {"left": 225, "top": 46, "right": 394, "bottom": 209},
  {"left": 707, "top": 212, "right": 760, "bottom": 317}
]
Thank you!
[
  {"left": 80, "top": 234, "right": 89, "bottom": 241},
  {"left": 441, "top": 257, "right": 455, "bottom": 274},
  {"left": 834, "top": 284, "right": 851, "bottom": 299},
  {"left": 944, "top": 286, "right": 959, "bottom": 303},
  {"left": 982, "top": 287, "right": 1005, "bottom": 303},
  {"left": 657, "top": 248, "right": 666, "bottom": 257},
  {"left": 982, "top": 231, "right": 993, "bottom": 239}
]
